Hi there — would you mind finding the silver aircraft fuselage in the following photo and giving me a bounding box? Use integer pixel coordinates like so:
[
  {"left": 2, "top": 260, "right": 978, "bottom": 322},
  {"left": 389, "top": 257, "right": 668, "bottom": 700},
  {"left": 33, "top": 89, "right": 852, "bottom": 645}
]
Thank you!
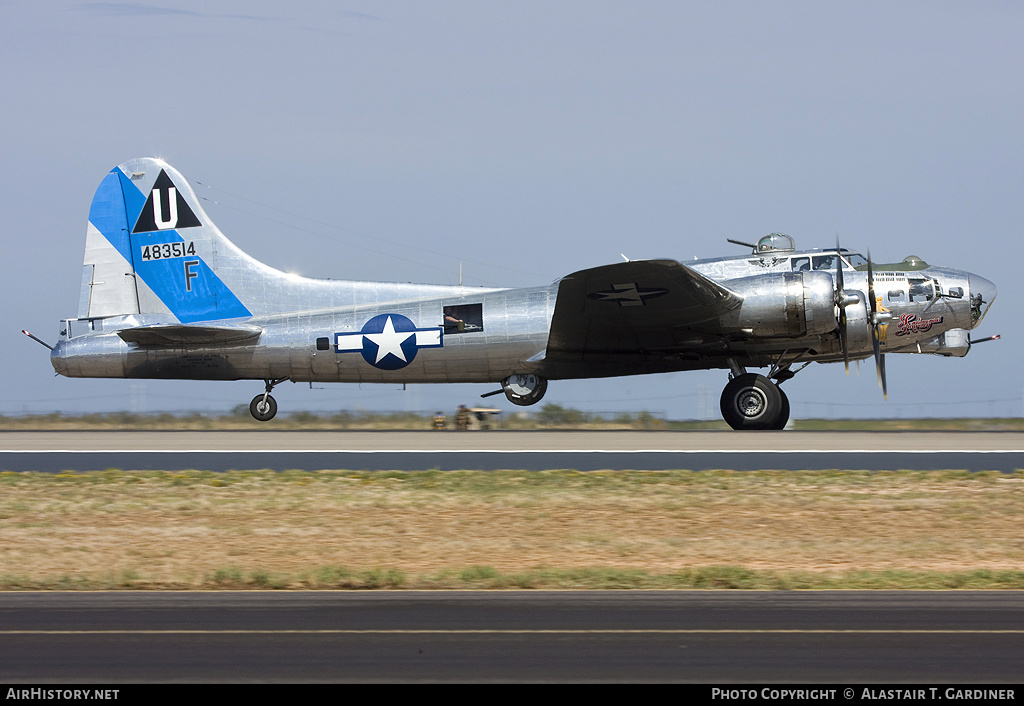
[
  {"left": 51, "top": 249, "right": 995, "bottom": 379},
  {"left": 53, "top": 282, "right": 553, "bottom": 384}
]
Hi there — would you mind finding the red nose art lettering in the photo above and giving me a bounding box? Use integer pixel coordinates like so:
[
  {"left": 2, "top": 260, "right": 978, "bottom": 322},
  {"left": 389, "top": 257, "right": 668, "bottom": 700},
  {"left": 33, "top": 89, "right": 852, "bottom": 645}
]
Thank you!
[{"left": 895, "top": 313, "right": 943, "bottom": 336}]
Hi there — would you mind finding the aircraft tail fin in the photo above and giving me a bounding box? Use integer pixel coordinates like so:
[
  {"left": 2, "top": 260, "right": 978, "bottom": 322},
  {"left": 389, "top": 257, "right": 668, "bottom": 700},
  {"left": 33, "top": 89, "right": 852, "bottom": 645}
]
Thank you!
[{"left": 81, "top": 158, "right": 254, "bottom": 323}]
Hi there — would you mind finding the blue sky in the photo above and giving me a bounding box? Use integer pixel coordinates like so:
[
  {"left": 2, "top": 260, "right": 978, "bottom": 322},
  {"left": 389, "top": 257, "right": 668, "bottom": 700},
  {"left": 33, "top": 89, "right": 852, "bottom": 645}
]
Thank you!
[{"left": 3, "top": 1, "right": 1021, "bottom": 419}]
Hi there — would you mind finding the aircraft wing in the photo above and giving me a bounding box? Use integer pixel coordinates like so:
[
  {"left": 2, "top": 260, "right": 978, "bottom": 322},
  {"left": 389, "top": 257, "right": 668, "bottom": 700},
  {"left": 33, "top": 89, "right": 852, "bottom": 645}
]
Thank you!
[
  {"left": 546, "top": 259, "right": 741, "bottom": 362},
  {"left": 116, "top": 323, "right": 263, "bottom": 346}
]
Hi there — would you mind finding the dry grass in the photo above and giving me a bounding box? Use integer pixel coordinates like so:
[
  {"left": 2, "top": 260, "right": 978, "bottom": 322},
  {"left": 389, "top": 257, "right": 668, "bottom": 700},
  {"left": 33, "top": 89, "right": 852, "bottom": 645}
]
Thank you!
[{"left": 1, "top": 469, "right": 1023, "bottom": 589}]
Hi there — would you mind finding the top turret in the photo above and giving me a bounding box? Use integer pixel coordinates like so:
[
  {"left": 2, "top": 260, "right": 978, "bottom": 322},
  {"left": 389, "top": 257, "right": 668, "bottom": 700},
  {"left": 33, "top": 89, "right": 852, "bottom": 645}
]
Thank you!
[{"left": 755, "top": 233, "right": 795, "bottom": 254}]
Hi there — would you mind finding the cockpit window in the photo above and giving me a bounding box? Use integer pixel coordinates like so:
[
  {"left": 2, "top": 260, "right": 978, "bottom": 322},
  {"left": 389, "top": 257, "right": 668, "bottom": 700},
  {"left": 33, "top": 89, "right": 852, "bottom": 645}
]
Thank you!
[
  {"left": 791, "top": 257, "right": 810, "bottom": 272},
  {"left": 812, "top": 254, "right": 838, "bottom": 271},
  {"left": 808, "top": 252, "right": 867, "bottom": 271}
]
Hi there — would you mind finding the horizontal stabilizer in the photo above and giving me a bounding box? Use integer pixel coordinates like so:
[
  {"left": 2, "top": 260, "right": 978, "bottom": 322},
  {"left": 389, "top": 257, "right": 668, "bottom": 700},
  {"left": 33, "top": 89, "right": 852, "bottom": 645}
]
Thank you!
[{"left": 116, "top": 323, "right": 263, "bottom": 346}]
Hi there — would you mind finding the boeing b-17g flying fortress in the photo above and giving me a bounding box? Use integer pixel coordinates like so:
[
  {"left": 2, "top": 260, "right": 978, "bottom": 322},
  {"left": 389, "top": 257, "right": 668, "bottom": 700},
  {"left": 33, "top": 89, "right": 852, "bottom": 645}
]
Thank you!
[{"left": 26, "top": 158, "right": 998, "bottom": 429}]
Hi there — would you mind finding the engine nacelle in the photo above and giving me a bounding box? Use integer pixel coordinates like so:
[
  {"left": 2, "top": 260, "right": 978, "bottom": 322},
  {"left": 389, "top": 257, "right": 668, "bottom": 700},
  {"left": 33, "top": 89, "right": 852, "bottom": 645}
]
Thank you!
[{"left": 726, "top": 271, "right": 837, "bottom": 337}]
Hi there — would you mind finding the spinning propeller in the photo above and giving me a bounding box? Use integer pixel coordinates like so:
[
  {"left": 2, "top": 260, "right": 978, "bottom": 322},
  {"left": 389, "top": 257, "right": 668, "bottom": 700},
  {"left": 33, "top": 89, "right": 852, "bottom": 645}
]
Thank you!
[{"left": 833, "top": 241, "right": 890, "bottom": 398}]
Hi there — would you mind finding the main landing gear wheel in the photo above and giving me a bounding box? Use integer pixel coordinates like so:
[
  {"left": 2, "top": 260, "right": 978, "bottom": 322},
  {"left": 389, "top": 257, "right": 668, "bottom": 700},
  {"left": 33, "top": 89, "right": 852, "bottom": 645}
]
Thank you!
[
  {"left": 502, "top": 374, "right": 548, "bottom": 406},
  {"left": 768, "top": 386, "right": 790, "bottom": 430},
  {"left": 720, "top": 373, "right": 782, "bottom": 430},
  {"left": 249, "top": 394, "right": 278, "bottom": 422}
]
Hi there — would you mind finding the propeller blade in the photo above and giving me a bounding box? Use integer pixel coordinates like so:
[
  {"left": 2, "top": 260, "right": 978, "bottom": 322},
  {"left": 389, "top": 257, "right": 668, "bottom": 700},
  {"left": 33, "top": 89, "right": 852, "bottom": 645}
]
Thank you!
[
  {"left": 878, "top": 350, "right": 888, "bottom": 399},
  {"left": 866, "top": 248, "right": 877, "bottom": 318},
  {"left": 835, "top": 237, "right": 849, "bottom": 374},
  {"left": 834, "top": 237, "right": 845, "bottom": 294},
  {"left": 840, "top": 309, "right": 849, "bottom": 375},
  {"left": 866, "top": 251, "right": 887, "bottom": 399}
]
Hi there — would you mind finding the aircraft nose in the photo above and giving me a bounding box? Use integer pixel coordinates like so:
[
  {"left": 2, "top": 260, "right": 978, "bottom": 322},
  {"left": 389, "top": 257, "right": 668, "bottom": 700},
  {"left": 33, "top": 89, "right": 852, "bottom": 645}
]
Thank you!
[{"left": 968, "top": 274, "right": 997, "bottom": 327}]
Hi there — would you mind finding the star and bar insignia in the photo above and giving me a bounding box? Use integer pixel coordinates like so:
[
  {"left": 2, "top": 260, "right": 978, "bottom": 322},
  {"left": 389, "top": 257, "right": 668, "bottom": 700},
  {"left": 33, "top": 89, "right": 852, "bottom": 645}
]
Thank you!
[
  {"left": 588, "top": 283, "right": 669, "bottom": 307},
  {"left": 334, "top": 314, "right": 443, "bottom": 370}
]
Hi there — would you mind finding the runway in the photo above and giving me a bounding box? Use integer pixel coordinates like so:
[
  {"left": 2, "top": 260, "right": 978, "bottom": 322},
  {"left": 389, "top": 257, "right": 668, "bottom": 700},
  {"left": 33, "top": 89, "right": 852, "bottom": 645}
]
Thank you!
[
  {"left": 1, "top": 591, "right": 1021, "bottom": 682},
  {"left": 1, "top": 430, "right": 1022, "bottom": 472}
]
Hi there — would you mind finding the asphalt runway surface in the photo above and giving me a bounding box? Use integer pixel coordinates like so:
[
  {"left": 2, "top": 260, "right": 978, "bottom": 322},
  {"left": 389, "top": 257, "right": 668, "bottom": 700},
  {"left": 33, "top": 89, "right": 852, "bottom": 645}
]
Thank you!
[
  {"left": 1, "top": 591, "right": 1021, "bottom": 683},
  {"left": 1, "top": 430, "right": 1022, "bottom": 472}
]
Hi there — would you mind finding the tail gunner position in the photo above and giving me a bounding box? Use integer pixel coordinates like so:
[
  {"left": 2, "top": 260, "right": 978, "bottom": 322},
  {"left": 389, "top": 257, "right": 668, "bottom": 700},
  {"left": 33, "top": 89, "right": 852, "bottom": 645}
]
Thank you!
[{"left": 29, "top": 158, "right": 998, "bottom": 429}]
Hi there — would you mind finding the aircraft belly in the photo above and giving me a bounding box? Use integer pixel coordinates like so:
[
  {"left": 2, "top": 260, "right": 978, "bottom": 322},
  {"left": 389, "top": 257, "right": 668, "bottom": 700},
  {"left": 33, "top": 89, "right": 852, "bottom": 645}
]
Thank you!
[
  {"left": 53, "top": 334, "right": 244, "bottom": 381},
  {"left": 125, "top": 348, "right": 247, "bottom": 380}
]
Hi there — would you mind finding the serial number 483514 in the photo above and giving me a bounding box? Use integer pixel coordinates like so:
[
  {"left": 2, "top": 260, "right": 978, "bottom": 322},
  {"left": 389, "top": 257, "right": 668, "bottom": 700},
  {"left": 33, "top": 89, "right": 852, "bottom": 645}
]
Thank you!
[{"left": 141, "top": 242, "right": 196, "bottom": 261}]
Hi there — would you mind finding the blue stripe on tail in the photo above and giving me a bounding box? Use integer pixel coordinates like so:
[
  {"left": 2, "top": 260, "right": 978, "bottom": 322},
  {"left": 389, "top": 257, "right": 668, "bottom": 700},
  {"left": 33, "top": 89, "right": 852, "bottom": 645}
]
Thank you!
[{"left": 88, "top": 167, "right": 251, "bottom": 323}]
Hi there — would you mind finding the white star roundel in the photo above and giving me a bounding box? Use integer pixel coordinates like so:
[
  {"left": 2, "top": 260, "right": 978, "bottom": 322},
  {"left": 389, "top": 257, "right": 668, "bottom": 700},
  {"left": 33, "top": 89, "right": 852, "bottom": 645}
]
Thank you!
[{"left": 334, "top": 314, "right": 442, "bottom": 370}]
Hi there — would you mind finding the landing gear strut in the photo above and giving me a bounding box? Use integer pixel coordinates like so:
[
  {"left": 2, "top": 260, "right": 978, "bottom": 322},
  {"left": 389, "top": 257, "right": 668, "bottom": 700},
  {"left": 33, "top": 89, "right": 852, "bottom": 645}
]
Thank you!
[{"left": 249, "top": 378, "right": 287, "bottom": 422}]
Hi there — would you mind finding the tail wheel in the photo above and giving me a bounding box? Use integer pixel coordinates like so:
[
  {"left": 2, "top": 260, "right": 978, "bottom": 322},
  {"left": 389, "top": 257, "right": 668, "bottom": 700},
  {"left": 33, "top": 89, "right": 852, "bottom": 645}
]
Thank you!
[
  {"left": 720, "top": 374, "right": 782, "bottom": 430},
  {"left": 250, "top": 394, "right": 278, "bottom": 422}
]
